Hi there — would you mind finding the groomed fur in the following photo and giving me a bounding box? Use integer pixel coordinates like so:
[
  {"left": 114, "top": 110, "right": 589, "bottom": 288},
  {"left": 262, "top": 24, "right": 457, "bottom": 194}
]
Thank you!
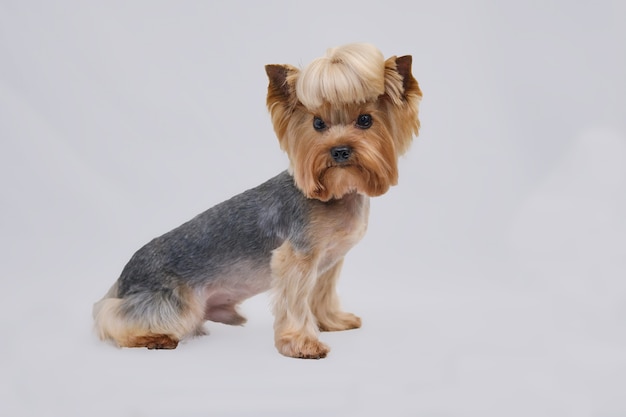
[
  {"left": 266, "top": 43, "right": 422, "bottom": 201},
  {"left": 93, "top": 282, "right": 206, "bottom": 348},
  {"left": 94, "top": 43, "right": 422, "bottom": 359},
  {"left": 296, "top": 44, "right": 386, "bottom": 109}
]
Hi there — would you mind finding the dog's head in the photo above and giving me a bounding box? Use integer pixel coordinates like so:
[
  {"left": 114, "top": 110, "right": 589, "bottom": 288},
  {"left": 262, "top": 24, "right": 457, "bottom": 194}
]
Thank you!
[{"left": 266, "top": 43, "right": 421, "bottom": 201}]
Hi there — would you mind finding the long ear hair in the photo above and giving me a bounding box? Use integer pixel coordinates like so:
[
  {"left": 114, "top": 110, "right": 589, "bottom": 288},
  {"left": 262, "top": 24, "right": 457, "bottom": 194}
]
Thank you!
[{"left": 382, "top": 55, "right": 422, "bottom": 155}]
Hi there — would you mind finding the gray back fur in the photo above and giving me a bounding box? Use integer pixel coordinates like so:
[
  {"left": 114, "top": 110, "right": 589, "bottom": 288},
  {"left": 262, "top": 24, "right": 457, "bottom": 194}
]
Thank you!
[{"left": 117, "top": 171, "right": 311, "bottom": 297}]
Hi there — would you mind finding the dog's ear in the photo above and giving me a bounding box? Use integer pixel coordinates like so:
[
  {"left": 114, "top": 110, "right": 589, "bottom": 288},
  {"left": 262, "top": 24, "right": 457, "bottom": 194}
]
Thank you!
[
  {"left": 395, "top": 55, "right": 420, "bottom": 95},
  {"left": 383, "top": 55, "right": 422, "bottom": 104},
  {"left": 265, "top": 64, "right": 299, "bottom": 104},
  {"left": 382, "top": 55, "right": 422, "bottom": 155},
  {"left": 265, "top": 64, "right": 300, "bottom": 150}
]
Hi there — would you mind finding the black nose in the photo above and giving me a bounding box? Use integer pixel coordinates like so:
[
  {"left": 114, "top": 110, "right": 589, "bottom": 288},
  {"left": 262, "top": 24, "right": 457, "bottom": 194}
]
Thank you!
[{"left": 330, "top": 146, "right": 352, "bottom": 163}]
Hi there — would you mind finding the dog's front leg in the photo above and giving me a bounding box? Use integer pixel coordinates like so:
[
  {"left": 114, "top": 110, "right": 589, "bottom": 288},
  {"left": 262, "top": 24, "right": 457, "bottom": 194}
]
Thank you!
[
  {"left": 310, "top": 258, "right": 362, "bottom": 332},
  {"left": 270, "top": 241, "right": 329, "bottom": 359}
]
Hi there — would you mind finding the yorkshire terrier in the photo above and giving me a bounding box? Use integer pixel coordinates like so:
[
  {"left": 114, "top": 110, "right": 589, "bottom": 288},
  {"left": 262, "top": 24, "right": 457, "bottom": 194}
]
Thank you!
[{"left": 93, "top": 43, "right": 422, "bottom": 359}]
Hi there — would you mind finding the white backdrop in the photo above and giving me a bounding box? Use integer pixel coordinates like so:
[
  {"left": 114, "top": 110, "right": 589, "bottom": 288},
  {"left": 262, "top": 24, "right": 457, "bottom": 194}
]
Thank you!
[{"left": 1, "top": 1, "right": 625, "bottom": 416}]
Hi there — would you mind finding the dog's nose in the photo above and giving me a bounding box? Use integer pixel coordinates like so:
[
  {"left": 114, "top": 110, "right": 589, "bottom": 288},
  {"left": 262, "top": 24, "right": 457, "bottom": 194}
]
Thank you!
[{"left": 330, "top": 146, "right": 352, "bottom": 163}]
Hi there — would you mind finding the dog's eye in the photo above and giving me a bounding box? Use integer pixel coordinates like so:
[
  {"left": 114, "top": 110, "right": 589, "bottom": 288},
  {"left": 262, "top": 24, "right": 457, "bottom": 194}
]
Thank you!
[
  {"left": 356, "top": 114, "right": 373, "bottom": 129},
  {"left": 313, "top": 117, "right": 327, "bottom": 131}
]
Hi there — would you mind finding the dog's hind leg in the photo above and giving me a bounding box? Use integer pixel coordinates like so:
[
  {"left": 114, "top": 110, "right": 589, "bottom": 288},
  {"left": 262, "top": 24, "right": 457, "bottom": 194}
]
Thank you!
[
  {"left": 203, "top": 288, "right": 249, "bottom": 326},
  {"left": 93, "top": 284, "right": 204, "bottom": 349}
]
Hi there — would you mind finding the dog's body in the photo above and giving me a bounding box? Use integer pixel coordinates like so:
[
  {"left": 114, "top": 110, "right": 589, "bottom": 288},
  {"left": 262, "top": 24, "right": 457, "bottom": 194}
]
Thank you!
[{"left": 94, "top": 43, "right": 421, "bottom": 359}]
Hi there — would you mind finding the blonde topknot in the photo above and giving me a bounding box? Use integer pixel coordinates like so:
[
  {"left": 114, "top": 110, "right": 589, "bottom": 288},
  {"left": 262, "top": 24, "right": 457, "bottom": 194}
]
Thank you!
[{"left": 295, "top": 43, "right": 386, "bottom": 110}]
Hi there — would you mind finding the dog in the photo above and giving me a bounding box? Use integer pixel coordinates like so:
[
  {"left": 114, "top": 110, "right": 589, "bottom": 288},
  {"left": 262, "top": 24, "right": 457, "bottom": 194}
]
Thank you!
[{"left": 93, "top": 43, "right": 421, "bottom": 359}]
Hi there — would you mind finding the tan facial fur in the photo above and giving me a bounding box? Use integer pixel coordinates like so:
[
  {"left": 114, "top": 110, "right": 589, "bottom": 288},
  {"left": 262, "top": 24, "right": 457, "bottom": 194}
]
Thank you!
[{"left": 266, "top": 43, "right": 422, "bottom": 201}]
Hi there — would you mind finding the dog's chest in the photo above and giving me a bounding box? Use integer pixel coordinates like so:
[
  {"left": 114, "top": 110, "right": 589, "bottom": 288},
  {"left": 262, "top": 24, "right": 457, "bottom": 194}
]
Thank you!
[{"left": 310, "top": 194, "right": 370, "bottom": 270}]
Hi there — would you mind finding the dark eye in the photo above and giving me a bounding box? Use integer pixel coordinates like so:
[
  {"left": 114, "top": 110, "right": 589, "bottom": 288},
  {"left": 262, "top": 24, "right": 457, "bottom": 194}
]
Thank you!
[
  {"left": 313, "top": 117, "right": 327, "bottom": 131},
  {"left": 356, "top": 114, "right": 373, "bottom": 129}
]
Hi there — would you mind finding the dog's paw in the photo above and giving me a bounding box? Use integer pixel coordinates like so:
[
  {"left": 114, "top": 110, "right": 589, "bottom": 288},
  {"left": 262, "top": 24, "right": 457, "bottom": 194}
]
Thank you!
[
  {"left": 126, "top": 334, "right": 179, "bottom": 350},
  {"left": 318, "top": 311, "right": 362, "bottom": 332},
  {"left": 275, "top": 334, "right": 330, "bottom": 359}
]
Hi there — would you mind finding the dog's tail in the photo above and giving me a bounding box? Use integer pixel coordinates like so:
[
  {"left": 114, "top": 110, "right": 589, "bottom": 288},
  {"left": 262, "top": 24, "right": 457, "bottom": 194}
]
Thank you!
[{"left": 92, "top": 282, "right": 205, "bottom": 348}]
